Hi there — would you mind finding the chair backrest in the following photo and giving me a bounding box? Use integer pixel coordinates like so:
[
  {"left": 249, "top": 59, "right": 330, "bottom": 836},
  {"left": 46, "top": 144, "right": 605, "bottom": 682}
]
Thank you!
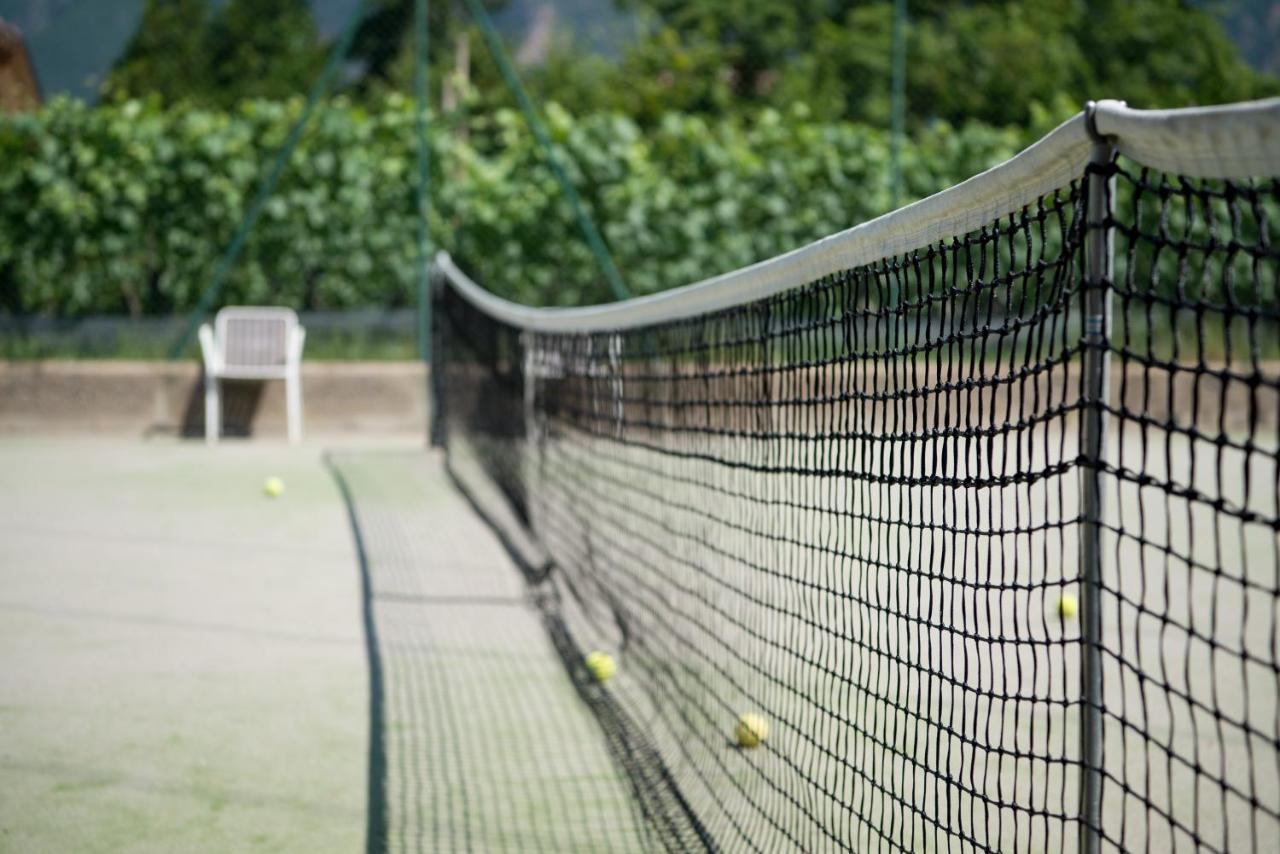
[{"left": 215, "top": 307, "right": 298, "bottom": 369}]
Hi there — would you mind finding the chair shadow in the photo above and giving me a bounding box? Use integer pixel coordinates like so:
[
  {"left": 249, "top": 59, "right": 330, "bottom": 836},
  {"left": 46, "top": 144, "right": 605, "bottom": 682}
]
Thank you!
[{"left": 178, "top": 376, "right": 267, "bottom": 438}]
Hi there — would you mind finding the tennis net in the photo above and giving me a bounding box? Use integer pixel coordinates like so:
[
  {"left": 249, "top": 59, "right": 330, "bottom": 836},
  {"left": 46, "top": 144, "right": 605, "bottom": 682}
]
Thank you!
[{"left": 432, "top": 99, "right": 1280, "bottom": 852}]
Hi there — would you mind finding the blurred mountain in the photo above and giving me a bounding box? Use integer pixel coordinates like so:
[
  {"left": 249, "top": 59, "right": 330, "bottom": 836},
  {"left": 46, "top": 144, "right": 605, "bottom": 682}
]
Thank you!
[
  {"left": 1216, "top": 0, "right": 1280, "bottom": 75},
  {"left": 0, "top": 0, "right": 145, "bottom": 100}
]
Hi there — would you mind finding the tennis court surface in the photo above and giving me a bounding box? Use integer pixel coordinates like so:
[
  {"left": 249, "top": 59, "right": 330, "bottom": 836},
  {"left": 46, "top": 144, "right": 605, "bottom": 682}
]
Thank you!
[{"left": 0, "top": 439, "right": 651, "bottom": 852}]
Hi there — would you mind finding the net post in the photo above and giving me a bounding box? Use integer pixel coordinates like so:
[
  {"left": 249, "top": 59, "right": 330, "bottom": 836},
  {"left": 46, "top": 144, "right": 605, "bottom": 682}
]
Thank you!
[
  {"left": 1079, "top": 101, "right": 1115, "bottom": 854},
  {"left": 428, "top": 258, "right": 446, "bottom": 449}
]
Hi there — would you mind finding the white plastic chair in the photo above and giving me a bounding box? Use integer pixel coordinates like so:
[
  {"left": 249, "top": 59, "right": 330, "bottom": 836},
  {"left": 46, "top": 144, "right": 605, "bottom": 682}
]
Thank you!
[{"left": 198, "top": 307, "right": 306, "bottom": 444}]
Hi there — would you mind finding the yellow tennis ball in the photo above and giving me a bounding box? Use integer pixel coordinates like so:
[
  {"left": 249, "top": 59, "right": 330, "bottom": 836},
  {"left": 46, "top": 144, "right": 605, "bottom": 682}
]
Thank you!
[
  {"left": 735, "top": 712, "right": 768, "bottom": 748},
  {"left": 263, "top": 476, "right": 285, "bottom": 498},
  {"left": 585, "top": 651, "right": 615, "bottom": 682},
  {"left": 1057, "top": 592, "right": 1079, "bottom": 620}
]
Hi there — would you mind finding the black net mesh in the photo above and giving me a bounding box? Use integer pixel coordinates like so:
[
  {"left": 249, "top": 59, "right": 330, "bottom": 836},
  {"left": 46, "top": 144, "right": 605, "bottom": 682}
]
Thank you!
[
  {"left": 1094, "top": 164, "right": 1280, "bottom": 852},
  {"left": 434, "top": 160, "right": 1280, "bottom": 852}
]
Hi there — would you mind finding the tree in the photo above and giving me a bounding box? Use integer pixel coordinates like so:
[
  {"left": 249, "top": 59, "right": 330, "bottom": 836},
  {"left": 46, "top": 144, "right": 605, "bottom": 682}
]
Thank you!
[
  {"left": 770, "top": 4, "right": 896, "bottom": 128},
  {"left": 1076, "top": 0, "right": 1273, "bottom": 109},
  {"left": 104, "top": 0, "right": 214, "bottom": 103},
  {"left": 103, "top": 0, "right": 1280, "bottom": 132},
  {"left": 348, "top": 0, "right": 510, "bottom": 94},
  {"left": 205, "top": 0, "right": 325, "bottom": 105},
  {"left": 105, "top": 0, "right": 324, "bottom": 106},
  {"left": 618, "top": 0, "right": 836, "bottom": 102},
  {"left": 616, "top": 0, "right": 1279, "bottom": 128},
  {"left": 907, "top": 0, "right": 1089, "bottom": 127}
]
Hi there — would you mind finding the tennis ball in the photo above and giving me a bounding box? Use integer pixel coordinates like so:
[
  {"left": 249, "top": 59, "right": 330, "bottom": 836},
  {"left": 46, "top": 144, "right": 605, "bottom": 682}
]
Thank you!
[
  {"left": 1057, "top": 592, "right": 1079, "bottom": 620},
  {"left": 585, "top": 651, "right": 615, "bottom": 682},
  {"left": 263, "top": 476, "right": 285, "bottom": 498},
  {"left": 735, "top": 712, "right": 768, "bottom": 748}
]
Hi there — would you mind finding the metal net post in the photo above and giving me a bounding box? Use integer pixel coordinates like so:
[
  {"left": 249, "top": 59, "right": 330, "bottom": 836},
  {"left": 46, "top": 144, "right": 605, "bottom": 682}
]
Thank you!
[
  {"left": 429, "top": 262, "right": 447, "bottom": 449},
  {"left": 1079, "top": 103, "right": 1116, "bottom": 854}
]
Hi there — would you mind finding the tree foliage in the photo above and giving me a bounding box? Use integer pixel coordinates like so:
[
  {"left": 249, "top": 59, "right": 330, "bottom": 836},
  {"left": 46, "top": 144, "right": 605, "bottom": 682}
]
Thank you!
[
  {"left": 106, "top": 0, "right": 214, "bottom": 104},
  {"left": 206, "top": 0, "right": 325, "bottom": 102},
  {"left": 104, "top": 0, "right": 325, "bottom": 107},
  {"left": 349, "top": 0, "right": 510, "bottom": 91},
  {"left": 0, "top": 95, "right": 1023, "bottom": 316},
  {"left": 103, "top": 0, "right": 1277, "bottom": 128},
  {"left": 584, "top": 0, "right": 1279, "bottom": 128},
  {"left": 20, "top": 0, "right": 1278, "bottom": 322}
]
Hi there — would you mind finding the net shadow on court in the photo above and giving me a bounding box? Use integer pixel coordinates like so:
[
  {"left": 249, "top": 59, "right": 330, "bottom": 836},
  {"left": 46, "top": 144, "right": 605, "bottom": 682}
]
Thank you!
[{"left": 325, "top": 449, "right": 659, "bottom": 854}]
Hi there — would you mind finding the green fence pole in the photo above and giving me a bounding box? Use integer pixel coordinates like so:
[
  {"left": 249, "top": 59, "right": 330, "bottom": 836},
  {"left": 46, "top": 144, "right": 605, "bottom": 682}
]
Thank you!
[
  {"left": 889, "top": 0, "right": 907, "bottom": 211},
  {"left": 415, "top": 0, "right": 431, "bottom": 361},
  {"left": 167, "top": 2, "right": 367, "bottom": 360},
  {"left": 459, "top": 0, "right": 629, "bottom": 302}
]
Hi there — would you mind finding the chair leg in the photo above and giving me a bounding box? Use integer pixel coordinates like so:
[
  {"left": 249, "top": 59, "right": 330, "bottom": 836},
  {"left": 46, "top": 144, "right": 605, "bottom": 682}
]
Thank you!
[
  {"left": 205, "top": 374, "right": 220, "bottom": 445},
  {"left": 286, "top": 372, "right": 302, "bottom": 443}
]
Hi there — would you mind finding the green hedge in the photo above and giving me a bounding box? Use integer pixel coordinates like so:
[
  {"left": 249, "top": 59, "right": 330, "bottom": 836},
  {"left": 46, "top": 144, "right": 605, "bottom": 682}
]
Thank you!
[{"left": 0, "top": 95, "right": 1025, "bottom": 316}]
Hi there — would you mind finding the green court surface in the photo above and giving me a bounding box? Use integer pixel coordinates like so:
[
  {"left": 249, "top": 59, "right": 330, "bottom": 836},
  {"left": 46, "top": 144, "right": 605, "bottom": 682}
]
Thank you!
[{"left": 0, "top": 438, "right": 648, "bottom": 853}]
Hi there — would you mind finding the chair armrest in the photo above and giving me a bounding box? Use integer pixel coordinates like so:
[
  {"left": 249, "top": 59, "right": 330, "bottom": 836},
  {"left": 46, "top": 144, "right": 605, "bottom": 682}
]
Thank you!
[
  {"left": 289, "top": 325, "right": 306, "bottom": 367},
  {"left": 198, "top": 324, "right": 219, "bottom": 373}
]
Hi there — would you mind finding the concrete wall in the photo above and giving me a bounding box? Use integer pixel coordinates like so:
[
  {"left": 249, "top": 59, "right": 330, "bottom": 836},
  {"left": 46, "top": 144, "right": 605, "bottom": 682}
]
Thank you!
[
  {"left": 3, "top": 358, "right": 1273, "bottom": 440},
  {"left": 0, "top": 361, "right": 429, "bottom": 438}
]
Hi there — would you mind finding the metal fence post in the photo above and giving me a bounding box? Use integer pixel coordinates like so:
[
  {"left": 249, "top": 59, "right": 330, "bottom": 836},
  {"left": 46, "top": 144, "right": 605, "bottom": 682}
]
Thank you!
[
  {"left": 428, "top": 263, "right": 446, "bottom": 449},
  {"left": 414, "top": 0, "right": 431, "bottom": 364},
  {"left": 888, "top": 0, "right": 907, "bottom": 210},
  {"left": 1079, "top": 101, "right": 1115, "bottom": 854}
]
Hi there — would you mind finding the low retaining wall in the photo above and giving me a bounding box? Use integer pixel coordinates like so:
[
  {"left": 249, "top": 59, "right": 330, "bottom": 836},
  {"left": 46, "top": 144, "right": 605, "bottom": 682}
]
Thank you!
[
  {"left": 0, "top": 360, "right": 429, "bottom": 437},
  {"left": 2, "top": 359, "right": 1273, "bottom": 440}
]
